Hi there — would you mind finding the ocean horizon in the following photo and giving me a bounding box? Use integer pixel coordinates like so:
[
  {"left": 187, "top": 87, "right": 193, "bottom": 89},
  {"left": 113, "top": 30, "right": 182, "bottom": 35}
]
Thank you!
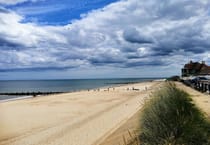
[{"left": 0, "top": 78, "right": 163, "bottom": 100}]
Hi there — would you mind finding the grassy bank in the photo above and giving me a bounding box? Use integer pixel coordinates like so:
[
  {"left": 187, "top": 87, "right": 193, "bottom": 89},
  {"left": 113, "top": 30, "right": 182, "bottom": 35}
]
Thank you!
[{"left": 130, "top": 82, "right": 210, "bottom": 145}]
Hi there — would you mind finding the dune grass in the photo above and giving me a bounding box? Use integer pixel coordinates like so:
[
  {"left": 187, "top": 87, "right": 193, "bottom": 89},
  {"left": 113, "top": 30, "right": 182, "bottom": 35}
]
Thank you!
[{"left": 132, "top": 82, "right": 210, "bottom": 145}]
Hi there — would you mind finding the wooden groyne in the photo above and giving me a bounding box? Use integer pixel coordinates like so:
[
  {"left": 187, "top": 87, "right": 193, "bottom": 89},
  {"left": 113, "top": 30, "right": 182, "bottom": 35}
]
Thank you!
[{"left": 0, "top": 92, "right": 65, "bottom": 97}]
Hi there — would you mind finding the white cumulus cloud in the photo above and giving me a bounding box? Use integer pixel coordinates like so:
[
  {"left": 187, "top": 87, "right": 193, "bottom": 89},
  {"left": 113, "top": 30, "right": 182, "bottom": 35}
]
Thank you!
[{"left": 0, "top": 0, "right": 210, "bottom": 77}]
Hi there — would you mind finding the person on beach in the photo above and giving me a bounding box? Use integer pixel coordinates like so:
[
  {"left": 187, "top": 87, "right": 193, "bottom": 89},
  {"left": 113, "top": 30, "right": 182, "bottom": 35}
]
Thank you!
[{"left": 145, "top": 86, "right": 147, "bottom": 91}]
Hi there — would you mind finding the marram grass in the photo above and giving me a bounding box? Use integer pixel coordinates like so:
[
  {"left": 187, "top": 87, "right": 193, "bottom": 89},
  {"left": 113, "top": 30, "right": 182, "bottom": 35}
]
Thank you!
[{"left": 132, "top": 82, "right": 210, "bottom": 145}]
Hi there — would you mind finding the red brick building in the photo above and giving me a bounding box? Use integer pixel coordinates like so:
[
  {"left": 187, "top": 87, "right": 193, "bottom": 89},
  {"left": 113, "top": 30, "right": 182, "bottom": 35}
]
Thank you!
[{"left": 182, "top": 61, "right": 210, "bottom": 77}]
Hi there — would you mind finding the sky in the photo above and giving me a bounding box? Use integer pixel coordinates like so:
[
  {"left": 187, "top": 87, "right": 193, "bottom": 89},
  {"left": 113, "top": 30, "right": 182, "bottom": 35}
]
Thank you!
[{"left": 0, "top": 0, "right": 210, "bottom": 80}]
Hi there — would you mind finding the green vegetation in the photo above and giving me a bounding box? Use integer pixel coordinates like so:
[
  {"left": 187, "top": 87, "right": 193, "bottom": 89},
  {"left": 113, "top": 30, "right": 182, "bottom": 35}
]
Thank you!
[
  {"left": 135, "top": 83, "right": 210, "bottom": 145},
  {"left": 166, "top": 76, "right": 181, "bottom": 81}
]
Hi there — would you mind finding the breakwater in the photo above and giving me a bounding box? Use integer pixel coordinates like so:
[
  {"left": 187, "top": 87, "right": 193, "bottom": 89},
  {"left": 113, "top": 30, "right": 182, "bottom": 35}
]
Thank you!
[{"left": 0, "top": 92, "right": 64, "bottom": 97}]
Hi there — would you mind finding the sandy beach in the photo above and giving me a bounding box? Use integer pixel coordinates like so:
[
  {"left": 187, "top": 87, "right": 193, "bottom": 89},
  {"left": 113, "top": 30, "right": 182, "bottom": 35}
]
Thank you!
[
  {"left": 175, "top": 82, "right": 210, "bottom": 118},
  {"left": 0, "top": 81, "right": 162, "bottom": 145},
  {"left": 100, "top": 82, "right": 210, "bottom": 145}
]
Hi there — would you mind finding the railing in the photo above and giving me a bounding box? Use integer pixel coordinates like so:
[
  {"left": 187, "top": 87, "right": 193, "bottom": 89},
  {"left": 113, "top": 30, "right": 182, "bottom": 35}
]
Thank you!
[{"left": 191, "top": 80, "right": 210, "bottom": 94}]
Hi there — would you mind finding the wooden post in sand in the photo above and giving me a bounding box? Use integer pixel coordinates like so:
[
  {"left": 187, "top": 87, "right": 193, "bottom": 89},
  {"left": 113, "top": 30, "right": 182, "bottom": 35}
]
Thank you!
[
  {"left": 197, "top": 82, "right": 200, "bottom": 91},
  {"left": 200, "top": 82, "right": 203, "bottom": 92},
  {"left": 197, "top": 82, "right": 200, "bottom": 90},
  {"left": 195, "top": 82, "right": 199, "bottom": 90},
  {"left": 205, "top": 84, "right": 208, "bottom": 92},
  {"left": 197, "top": 82, "right": 199, "bottom": 91},
  {"left": 203, "top": 83, "right": 205, "bottom": 92}
]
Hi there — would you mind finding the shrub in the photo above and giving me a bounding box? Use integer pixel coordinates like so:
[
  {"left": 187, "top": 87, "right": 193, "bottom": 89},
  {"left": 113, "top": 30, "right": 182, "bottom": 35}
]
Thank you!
[
  {"left": 166, "top": 76, "right": 181, "bottom": 82},
  {"left": 138, "top": 83, "right": 210, "bottom": 145}
]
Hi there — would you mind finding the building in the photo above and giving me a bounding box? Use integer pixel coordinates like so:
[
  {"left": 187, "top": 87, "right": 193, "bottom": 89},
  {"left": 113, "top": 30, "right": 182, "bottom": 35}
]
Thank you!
[{"left": 182, "top": 61, "right": 210, "bottom": 77}]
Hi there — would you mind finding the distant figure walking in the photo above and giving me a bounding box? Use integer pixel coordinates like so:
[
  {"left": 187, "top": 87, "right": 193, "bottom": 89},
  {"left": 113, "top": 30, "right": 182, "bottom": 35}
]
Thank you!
[{"left": 145, "top": 86, "right": 147, "bottom": 91}]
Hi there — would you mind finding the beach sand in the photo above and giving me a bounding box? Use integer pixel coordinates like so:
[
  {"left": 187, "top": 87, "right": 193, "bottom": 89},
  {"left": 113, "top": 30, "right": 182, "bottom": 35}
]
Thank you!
[
  {"left": 98, "top": 107, "right": 142, "bottom": 145},
  {"left": 99, "top": 82, "right": 210, "bottom": 145},
  {"left": 0, "top": 81, "right": 162, "bottom": 145},
  {"left": 175, "top": 82, "right": 210, "bottom": 118}
]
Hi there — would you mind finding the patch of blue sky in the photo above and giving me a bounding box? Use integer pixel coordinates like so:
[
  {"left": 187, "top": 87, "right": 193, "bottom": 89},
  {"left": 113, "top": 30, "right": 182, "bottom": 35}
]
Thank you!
[{"left": 6, "top": 0, "right": 120, "bottom": 25}]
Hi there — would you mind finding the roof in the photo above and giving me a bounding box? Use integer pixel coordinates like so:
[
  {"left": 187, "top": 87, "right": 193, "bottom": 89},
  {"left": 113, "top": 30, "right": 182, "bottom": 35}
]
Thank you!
[
  {"left": 184, "top": 62, "right": 205, "bottom": 70},
  {"left": 200, "top": 66, "right": 210, "bottom": 75},
  {"left": 183, "top": 61, "right": 210, "bottom": 75}
]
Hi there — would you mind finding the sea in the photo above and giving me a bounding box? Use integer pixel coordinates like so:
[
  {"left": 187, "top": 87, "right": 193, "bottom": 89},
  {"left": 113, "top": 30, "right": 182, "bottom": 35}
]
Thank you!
[{"left": 0, "top": 78, "right": 160, "bottom": 101}]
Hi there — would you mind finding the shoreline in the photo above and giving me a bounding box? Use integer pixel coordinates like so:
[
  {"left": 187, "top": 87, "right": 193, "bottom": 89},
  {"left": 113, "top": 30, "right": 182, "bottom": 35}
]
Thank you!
[
  {"left": 0, "top": 96, "right": 34, "bottom": 103},
  {"left": 0, "top": 79, "right": 161, "bottom": 103}
]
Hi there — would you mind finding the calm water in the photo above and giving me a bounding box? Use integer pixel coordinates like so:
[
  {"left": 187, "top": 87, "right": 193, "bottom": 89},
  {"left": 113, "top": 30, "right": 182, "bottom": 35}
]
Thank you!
[{"left": 0, "top": 78, "right": 159, "bottom": 100}]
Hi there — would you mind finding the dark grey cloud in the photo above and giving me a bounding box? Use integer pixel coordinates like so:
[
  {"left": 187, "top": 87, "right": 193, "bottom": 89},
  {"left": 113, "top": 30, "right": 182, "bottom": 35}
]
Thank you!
[
  {"left": 88, "top": 49, "right": 125, "bottom": 66},
  {"left": 121, "top": 47, "right": 137, "bottom": 53},
  {"left": 0, "top": 66, "right": 76, "bottom": 72},
  {"left": 144, "top": 17, "right": 210, "bottom": 57},
  {"left": 151, "top": 49, "right": 173, "bottom": 56},
  {"left": 123, "top": 28, "right": 153, "bottom": 44},
  {"left": 52, "top": 51, "right": 87, "bottom": 61},
  {"left": 0, "top": 37, "right": 24, "bottom": 50},
  {"left": 126, "top": 55, "right": 144, "bottom": 59},
  {"left": 125, "top": 59, "right": 168, "bottom": 67},
  {"left": 89, "top": 57, "right": 124, "bottom": 65}
]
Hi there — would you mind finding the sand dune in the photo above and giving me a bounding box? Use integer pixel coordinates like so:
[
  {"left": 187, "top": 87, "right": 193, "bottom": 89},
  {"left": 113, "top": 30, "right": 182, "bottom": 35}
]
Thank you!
[
  {"left": 0, "top": 81, "right": 161, "bottom": 145},
  {"left": 175, "top": 82, "right": 210, "bottom": 118}
]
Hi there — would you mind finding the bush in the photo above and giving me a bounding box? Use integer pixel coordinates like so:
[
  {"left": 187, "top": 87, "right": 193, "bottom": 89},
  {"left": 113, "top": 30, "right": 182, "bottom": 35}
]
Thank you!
[
  {"left": 138, "top": 83, "right": 210, "bottom": 145},
  {"left": 166, "top": 76, "right": 181, "bottom": 81}
]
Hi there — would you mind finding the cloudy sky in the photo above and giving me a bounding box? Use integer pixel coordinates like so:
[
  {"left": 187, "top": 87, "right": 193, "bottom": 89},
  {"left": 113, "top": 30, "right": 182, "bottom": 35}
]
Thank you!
[{"left": 0, "top": 0, "right": 210, "bottom": 80}]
